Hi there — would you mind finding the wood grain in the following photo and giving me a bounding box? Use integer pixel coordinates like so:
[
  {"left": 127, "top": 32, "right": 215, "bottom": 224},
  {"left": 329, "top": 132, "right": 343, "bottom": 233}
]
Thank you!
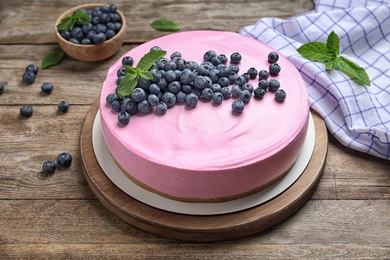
[{"left": 1, "top": 0, "right": 390, "bottom": 258}]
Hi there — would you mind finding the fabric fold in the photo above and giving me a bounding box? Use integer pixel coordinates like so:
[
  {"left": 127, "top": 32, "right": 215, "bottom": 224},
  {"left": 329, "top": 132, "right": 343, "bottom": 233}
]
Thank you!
[{"left": 240, "top": 0, "right": 390, "bottom": 160}]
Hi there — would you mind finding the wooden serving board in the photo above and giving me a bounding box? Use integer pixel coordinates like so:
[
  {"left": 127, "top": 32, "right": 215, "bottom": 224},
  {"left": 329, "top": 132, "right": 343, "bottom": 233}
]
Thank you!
[{"left": 80, "top": 97, "right": 328, "bottom": 242}]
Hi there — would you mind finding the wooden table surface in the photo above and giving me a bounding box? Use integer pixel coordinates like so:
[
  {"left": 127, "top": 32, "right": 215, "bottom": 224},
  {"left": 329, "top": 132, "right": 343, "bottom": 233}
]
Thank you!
[{"left": 1, "top": 0, "right": 389, "bottom": 258}]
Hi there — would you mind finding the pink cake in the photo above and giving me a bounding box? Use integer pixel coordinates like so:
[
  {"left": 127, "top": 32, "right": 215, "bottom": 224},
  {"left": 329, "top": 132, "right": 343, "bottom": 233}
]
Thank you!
[{"left": 99, "top": 31, "right": 310, "bottom": 202}]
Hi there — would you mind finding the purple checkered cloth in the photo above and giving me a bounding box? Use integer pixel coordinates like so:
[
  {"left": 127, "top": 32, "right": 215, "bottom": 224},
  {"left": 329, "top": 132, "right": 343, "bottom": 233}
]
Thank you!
[{"left": 240, "top": 0, "right": 390, "bottom": 160}]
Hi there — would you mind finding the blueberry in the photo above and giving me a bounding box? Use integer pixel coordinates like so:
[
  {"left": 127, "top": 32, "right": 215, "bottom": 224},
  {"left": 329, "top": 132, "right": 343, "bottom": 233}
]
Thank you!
[
  {"left": 217, "top": 54, "right": 228, "bottom": 64},
  {"left": 268, "top": 79, "right": 281, "bottom": 92},
  {"left": 185, "top": 93, "right": 199, "bottom": 108},
  {"left": 234, "top": 75, "right": 246, "bottom": 87},
  {"left": 197, "top": 64, "right": 210, "bottom": 76},
  {"left": 242, "top": 83, "right": 254, "bottom": 93},
  {"left": 229, "top": 64, "right": 239, "bottom": 74},
  {"left": 105, "top": 29, "right": 116, "bottom": 39},
  {"left": 57, "top": 152, "right": 73, "bottom": 168},
  {"left": 131, "top": 88, "right": 146, "bottom": 102},
  {"left": 211, "top": 56, "right": 222, "bottom": 66},
  {"left": 137, "top": 100, "right": 152, "bottom": 114},
  {"left": 20, "top": 105, "right": 33, "bottom": 117},
  {"left": 111, "top": 100, "right": 121, "bottom": 112},
  {"left": 22, "top": 71, "right": 36, "bottom": 84},
  {"left": 109, "top": 4, "right": 118, "bottom": 12},
  {"left": 151, "top": 46, "right": 162, "bottom": 51},
  {"left": 93, "top": 32, "right": 106, "bottom": 44},
  {"left": 157, "top": 78, "right": 168, "bottom": 90},
  {"left": 247, "top": 67, "right": 258, "bottom": 79},
  {"left": 239, "top": 89, "right": 252, "bottom": 103},
  {"left": 230, "top": 52, "right": 242, "bottom": 64},
  {"left": 71, "top": 27, "right": 84, "bottom": 41},
  {"left": 258, "top": 79, "right": 269, "bottom": 91},
  {"left": 161, "top": 92, "right": 177, "bottom": 107},
  {"left": 218, "top": 65, "right": 231, "bottom": 77},
  {"left": 113, "top": 22, "right": 122, "bottom": 32},
  {"left": 203, "top": 50, "right": 217, "bottom": 62},
  {"left": 258, "top": 69, "right": 269, "bottom": 80},
  {"left": 58, "top": 101, "right": 69, "bottom": 112},
  {"left": 210, "top": 83, "right": 222, "bottom": 93},
  {"left": 91, "top": 16, "right": 100, "bottom": 25},
  {"left": 275, "top": 89, "right": 287, "bottom": 102},
  {"left": 232, "top": 100, "right": 245, "bottom": 113},
  {"left": 170, "top": 51, "right": 182, "bottom": 60},
  {"left": 41, "top": 82, "right": 53, "bottom": 94},
  {"left": 165, "top": 61, "right": 177, "bottom": 71},
  {"left": 106, "top": 93, "right": 119, "bottom": 105},
  {"left": 176, "top": 91, "right": 187, "bottom": 103},
  {"left": 254, "top": 87, "right": 266, "bottom": 98},
  {"left": 117, "top": 111, "right": 131, "bottom": 125},
  {"left": 156, "top": 102, "right": 168, "bottom": 115},
  {"left": 117, "top": 68, "right": 127, "bottom": 77},
  {"left": 269, "top": 63, "right": 281, "bottom": 76},
  {"left": 221, "top": 87, "right": 231, "bottom": 98},
  {"left": 268, "top": 51, "right": 279, "bottom": 63},
  {"left": 217, "top": 77, "right": 230, "bottom": 87},
  {"left": 201, "top": 88, "right": 213, "bottom": 100},
  {"left": 81, "top": 38, "right": 92, "bottom": 44},
  {"left": 186, "top": 61, "right": 199, "bottom": 71},
  {"left": 156, "top": 57, "right": 169, "bottom": 70},
  {"left": 231, "top": 85, "right": 241, "bottom": 97},
  {"left": 138, "top": 78, "right": 152, "bottom": 90},
  {"left": 69, "top": 38, "right": 80, "bottom": 44},
  {"left": 121, "top": 56, "right": 134, "bottom": 66},
  {"left": 95, "top": 24, "right": 108, "bottom": 34},
  {"left": 164, "top": 70, "right": 177, "bottom": 82},
  {"left": 150, "top": 69, "right": 162, "bottom": 84},
  {"left": 208, "top": 69, "right": 220, "bottom": 84},
  {"left": 87, "top": 30, "right": 97, "bottom": 41},
  {"left": 42, "top": 160, "right": 56, "bottom": 174},
  {"left": 60, "top": 30, "right": 71, "bottom": 40},
  {"left": 212, "top": 92, "right": 224, "bottom": 105},
  {"left": 181, "top": 84, "right": 192, "bottom": 94},
  {"left": 228, "top": 71, "right": 237, "bottom": 83},
  {"left": 167, "top": 81, "right": 181, "bottom": 94},
  {"left": 194, "top": 75, "right": 209, "bottom": 90},
  {"left": 82, "top": 23, "right": 93, "bottom": 34},
  {"left": 99, "top": 13, "right": 111, "bottom": 24},
  {"left": 0, "top": 83, "right": 5, "bottom": 95},
  {"left": 147, "top": 94, "right": 159, "bottom": 106},
  {"left": 241, "top": 72, "right": 250, "bottom": 83},
  {"left": 180, "top": 69, "right": 194, "bottom": 84},
  {"left": 148, "top": 84, "right": 160, "bottom": 95},
  {"left": 121, "top": 98, "right": 138, "bottom": 115}
]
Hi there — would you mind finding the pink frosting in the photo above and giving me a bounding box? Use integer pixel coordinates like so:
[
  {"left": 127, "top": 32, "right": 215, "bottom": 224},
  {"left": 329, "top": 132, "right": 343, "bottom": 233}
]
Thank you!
[{"left": 100, "top": 31, "right": 310, "bottom": 201}]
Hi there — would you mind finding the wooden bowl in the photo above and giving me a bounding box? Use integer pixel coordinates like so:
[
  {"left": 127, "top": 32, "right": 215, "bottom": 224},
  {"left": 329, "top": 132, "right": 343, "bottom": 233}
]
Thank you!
[{"left": 54, "top": 3, "right": 126, "bottom": 62}]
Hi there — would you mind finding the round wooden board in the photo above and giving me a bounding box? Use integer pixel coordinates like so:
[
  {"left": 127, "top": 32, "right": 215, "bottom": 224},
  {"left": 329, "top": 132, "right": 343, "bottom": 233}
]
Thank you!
[{"left": 80, "top": 97, "right": 328, "bottom": 242}]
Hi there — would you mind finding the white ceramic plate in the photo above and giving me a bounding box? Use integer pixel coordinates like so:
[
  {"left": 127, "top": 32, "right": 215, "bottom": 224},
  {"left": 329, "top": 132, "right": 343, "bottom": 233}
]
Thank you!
[{"left": 92, "top": 111, "right": 315, "bottom": 215}]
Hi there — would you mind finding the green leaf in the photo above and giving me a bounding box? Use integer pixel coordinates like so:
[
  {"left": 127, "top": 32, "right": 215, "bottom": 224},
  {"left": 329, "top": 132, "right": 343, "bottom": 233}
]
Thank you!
[
  {"left": 297, "top": 42, "right": 333, "bottom": 62},
  {"left": 150, "top": 18, "right": 180, "bottom": 31},
  {"left": 326, "top": 31, "right": 340, "bottom": 57},
  {"left": 124, "top": 65, "right": 139, "bottom": 75},
  {"left": 57, "top": 10, "right": 91, "bottom": 31},
  {"left": 42, "top": 50, "right": 65, "bottom": 69},
  {"left": 118, "top": 74, "right": 139, "bottom": 98},
  {"left": 136, "top": 50, "right": 167, "bottom": 71},
  {"left": 325, "top": 59, "right": 336, "bottom": 71},
  {"left": 335, "top": 56, "right": 371, "bottom": 86},
  {"left": 140, "top": 71, "right": 153, "bottom": 80}
]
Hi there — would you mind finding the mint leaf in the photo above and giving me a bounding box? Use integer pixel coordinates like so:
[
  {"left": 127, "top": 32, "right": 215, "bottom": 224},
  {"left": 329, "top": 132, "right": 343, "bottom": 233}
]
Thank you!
[
  {"left": 136, "top": 50, "right": 167, "bottom": 71},
  {"left": 118, "top": 74, "right": 139, "bottom": 98},
  {"left": 335, "top": 56, "right": 371, "bottom": 86},
  {"left": 297, "top": 42, "right": 332, "bottom": 62},
  {"left": 42, "top": 50, "right": 65, "bottom": 69},
  {"left": 57, "top": 10, "right": 91, "bottom": 31},
  {"left": 151, "top": 18, "right": 180, "bottom": 31},
  {"left": 326, "top": 31, "right": 340, "bottom": 57},
  {"left": 140, "top": 71, "right": 153, "bottom": 80},
  {"left": 297, "top": 31, "right": 370, "bottom": 86},
  {"left": 124, "top": 65, "right": 139, "bottom": 75}
]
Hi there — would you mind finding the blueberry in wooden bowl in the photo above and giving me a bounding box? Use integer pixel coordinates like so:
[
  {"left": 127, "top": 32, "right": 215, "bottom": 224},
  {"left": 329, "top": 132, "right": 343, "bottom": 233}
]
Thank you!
[{"left": 54, "top": 3, "right": 126, "bottom": 62}]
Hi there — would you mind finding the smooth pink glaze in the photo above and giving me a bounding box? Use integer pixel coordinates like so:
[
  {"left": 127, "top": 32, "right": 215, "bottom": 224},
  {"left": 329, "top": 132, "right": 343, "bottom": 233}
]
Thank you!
[{"left": 100, "top": 31, "right": 310, "bottom": 200}]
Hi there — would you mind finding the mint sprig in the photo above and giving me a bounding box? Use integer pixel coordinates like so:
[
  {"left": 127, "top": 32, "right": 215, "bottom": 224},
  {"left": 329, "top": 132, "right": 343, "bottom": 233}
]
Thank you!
[
  {"left": 57, "top": 10, "right": 91, "bottom": 31},
  {"left": 150, "top": 18, "right": 180, "bottom": 32},
  {"left": 297, "top": 31, "right": 370, "bottom": 86},
  {"left": 118, "top": 50, "right": 167, "bottom": 98}
]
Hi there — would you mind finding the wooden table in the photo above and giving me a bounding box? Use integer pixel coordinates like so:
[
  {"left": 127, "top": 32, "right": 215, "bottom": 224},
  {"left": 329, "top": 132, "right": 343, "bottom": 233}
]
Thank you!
[{"left": 1, "top": 0, "right": 389, "bottom": 258}]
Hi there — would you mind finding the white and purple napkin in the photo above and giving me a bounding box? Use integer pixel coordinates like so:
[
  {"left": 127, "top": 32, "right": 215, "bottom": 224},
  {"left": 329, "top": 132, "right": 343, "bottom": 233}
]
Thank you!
[{"left": 240, "top": 0, "right": 390, "bottom": 160}]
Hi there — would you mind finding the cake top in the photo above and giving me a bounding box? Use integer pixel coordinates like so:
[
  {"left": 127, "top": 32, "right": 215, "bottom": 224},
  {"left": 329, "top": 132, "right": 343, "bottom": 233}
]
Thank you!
[{"left": 100, "top": 30, "right": 310, "bottom": 170}]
